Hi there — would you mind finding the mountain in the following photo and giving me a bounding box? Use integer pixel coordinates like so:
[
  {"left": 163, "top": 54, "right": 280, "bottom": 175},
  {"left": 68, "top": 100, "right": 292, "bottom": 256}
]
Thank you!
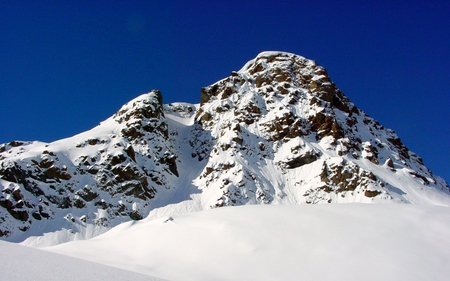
[{"left": 1, "top": 51, "right": 449, "bottom": 244}]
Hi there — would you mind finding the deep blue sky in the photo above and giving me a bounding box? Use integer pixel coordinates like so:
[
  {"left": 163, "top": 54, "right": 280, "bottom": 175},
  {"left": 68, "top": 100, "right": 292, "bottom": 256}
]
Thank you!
[{"left": 1, "top": 1, "right": 449, "bottom": 182}]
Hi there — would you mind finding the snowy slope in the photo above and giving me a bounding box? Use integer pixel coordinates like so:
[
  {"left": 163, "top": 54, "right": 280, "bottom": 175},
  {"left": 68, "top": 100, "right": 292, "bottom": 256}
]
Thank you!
[
  {"left": 45, "top": 204, "right": 450, "bottom": 281},
  {"left": 1, "top": 51, "right": 450, "bottom": 245},
  {"left": 0, "top": 240, "right": 166, "bottom": 281}
]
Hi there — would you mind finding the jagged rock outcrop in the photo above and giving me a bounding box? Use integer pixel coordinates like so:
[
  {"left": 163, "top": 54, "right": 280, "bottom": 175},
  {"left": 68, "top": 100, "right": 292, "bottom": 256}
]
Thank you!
[
  {"left": 0, "top": 91, "right": 179, "bottom": 240},
  {"left": 1, "top": 51, "right": 449, "bottom": 243},
  {"left": 191, "top": 51, "right": 449, "bottom": 207}
]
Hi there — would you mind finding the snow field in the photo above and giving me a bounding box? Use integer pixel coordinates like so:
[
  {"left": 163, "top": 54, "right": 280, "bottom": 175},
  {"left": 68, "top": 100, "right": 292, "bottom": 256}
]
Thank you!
[
  {"left": 0, "top": 240, "right": 166, "bottom": 281},
  {"left": 44, "top": 204, "right": 450, "bottom": 281}
]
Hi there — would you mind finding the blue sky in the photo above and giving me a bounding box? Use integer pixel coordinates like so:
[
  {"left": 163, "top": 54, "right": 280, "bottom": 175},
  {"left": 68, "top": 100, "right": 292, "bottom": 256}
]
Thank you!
[{"left": 1, "top": 1, "right": 449, "bottom": 182}]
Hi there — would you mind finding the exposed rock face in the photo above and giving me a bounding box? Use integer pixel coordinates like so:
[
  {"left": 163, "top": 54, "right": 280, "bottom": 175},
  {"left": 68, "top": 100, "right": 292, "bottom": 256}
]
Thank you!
[
  {"left": 0, "top": 91, "right": 179, "bottom": 240},
  {"left": 1, "top": 52, "right": 449, "bottom": 242},
  {"left": 191, "top": 51, "right": 449, "bottom": 207}
]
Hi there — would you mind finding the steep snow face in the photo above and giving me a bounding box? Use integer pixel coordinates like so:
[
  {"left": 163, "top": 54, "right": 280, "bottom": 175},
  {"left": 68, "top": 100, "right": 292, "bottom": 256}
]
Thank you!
[
  {"left": 193, "top": 51, "right": 450, "bottom": 207},
  {"left": 1, "top": 51, "right": 450, "bottom": 244}
]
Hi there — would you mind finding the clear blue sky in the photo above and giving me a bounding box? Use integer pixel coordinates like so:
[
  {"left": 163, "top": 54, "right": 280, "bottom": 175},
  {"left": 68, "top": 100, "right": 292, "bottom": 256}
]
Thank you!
[{"left": 1, "top": 1, "right": 449, "bottom": 182}]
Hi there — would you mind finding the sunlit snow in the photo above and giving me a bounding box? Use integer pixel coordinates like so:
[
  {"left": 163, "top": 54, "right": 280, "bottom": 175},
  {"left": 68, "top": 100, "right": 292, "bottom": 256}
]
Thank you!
[
  {"left": 0, "top": 240, "right": 165, "bottom": 281},
  {"left": 37, "top": 204, "right": 450, "bottom": 281}
]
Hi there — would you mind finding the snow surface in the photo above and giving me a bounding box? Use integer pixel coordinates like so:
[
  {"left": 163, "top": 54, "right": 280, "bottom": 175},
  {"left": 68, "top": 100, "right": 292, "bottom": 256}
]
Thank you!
[
  {"left": 43, "top": 204, "right": 450, "bottom": 281},
  {"left": 0, "top": 240, "right": 165, "bottom": 281}
]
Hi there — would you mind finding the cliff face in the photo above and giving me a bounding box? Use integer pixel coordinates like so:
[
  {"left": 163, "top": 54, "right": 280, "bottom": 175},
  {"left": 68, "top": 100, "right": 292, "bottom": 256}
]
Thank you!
[{"left": 1, "top": 51, "right": 449, "bottom": 242}]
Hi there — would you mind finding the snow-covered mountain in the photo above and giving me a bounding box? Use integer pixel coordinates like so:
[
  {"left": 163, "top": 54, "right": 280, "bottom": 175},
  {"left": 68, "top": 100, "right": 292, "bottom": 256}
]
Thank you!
[{"left": 1, "top": 51, "right": 449, "bottom": 244}]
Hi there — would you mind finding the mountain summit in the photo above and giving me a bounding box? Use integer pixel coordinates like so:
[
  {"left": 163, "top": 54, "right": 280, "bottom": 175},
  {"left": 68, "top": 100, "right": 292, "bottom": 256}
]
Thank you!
[{"left": 1, "top": 51, "right": 449, "bottom": 243}]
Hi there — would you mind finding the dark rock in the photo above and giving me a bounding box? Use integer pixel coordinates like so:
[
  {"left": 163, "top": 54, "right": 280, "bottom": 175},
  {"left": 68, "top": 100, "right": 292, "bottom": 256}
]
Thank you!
[
  {"left": 9, "top": 141, "right": 24, "bottom": 147},
  {"left": 43, "top": 166, "right": 71, "bottom": 181},
  {"left": 285, "top": 151, "right": 320, "bottom": 169},
  {"left": 75, "top": 187, "right": 99, "bottom": 202},
  {"left": 200, "top": 112, "right": 213, "bottom": 122},
  {"left": 124, "top": 145, "right": 136, "bottom": 162},
  {"left": 31, "top": 212, "right": 42, "bottom": 220},
  {"left": 409, "top": 171, "right": 430, "bottom": 185},
  {"left": 387, "top": 137, "right": 410, "bottom": 160},
  {"left": 88, "top": 139, "right": 99, "bottom": 145},
  {"left": 129, "top": 211, "right": 143, "bottom": 220},
  {"left": 159, "top": 153, "right": 179, "bottom": 177},
  {"left": 121, "top": 127, "right": 145, "bottom": 141},
  {"left": 386, "top": 157, "right": 395, "bottom": 169},
  {"left": 10, "top": 209, "right": 29, "bottom": 221},
  {"left": 364, "top": 190, "right": 381, "bottom": 197},
  {"left": 73, "top": 198, "right": 86, "bottom": 208},
  {"left": 109, "top": 154, "right": 127, "bottom": 166},
  {"left": 39, "top": 159, "right": 54, "bottom": 169}
]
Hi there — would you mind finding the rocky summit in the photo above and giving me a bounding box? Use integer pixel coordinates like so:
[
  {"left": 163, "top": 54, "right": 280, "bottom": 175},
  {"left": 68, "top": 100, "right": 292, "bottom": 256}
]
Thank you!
[{"left": 1, "top": 51, "right": 449, "bottom": 244}]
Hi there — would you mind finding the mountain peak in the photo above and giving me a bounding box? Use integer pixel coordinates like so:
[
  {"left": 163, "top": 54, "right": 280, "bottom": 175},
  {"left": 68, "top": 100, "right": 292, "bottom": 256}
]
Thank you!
[
  {"left": 238, "top": 51, "right": 309, "bottom": 71},
  {"left": 113, "top": 90, "right": 163, "bottom": 123},
  {"left": 238, "top": 50, "right": 318, "bottom": 77},
  {"left": 199, "top": 50, "right": 335, "bottom": 109},
  {"left": 195, "top": 52, "right": 449, "bottom": 207}
]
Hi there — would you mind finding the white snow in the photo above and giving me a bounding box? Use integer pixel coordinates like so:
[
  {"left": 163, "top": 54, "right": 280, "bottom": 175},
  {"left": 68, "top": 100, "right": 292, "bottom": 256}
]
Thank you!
[
  {"left": 0, "top": 240, "right": 166, "bottom": 281},
  {"left": 40, "top": 204, "right": 450, "bottom": 281}
]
